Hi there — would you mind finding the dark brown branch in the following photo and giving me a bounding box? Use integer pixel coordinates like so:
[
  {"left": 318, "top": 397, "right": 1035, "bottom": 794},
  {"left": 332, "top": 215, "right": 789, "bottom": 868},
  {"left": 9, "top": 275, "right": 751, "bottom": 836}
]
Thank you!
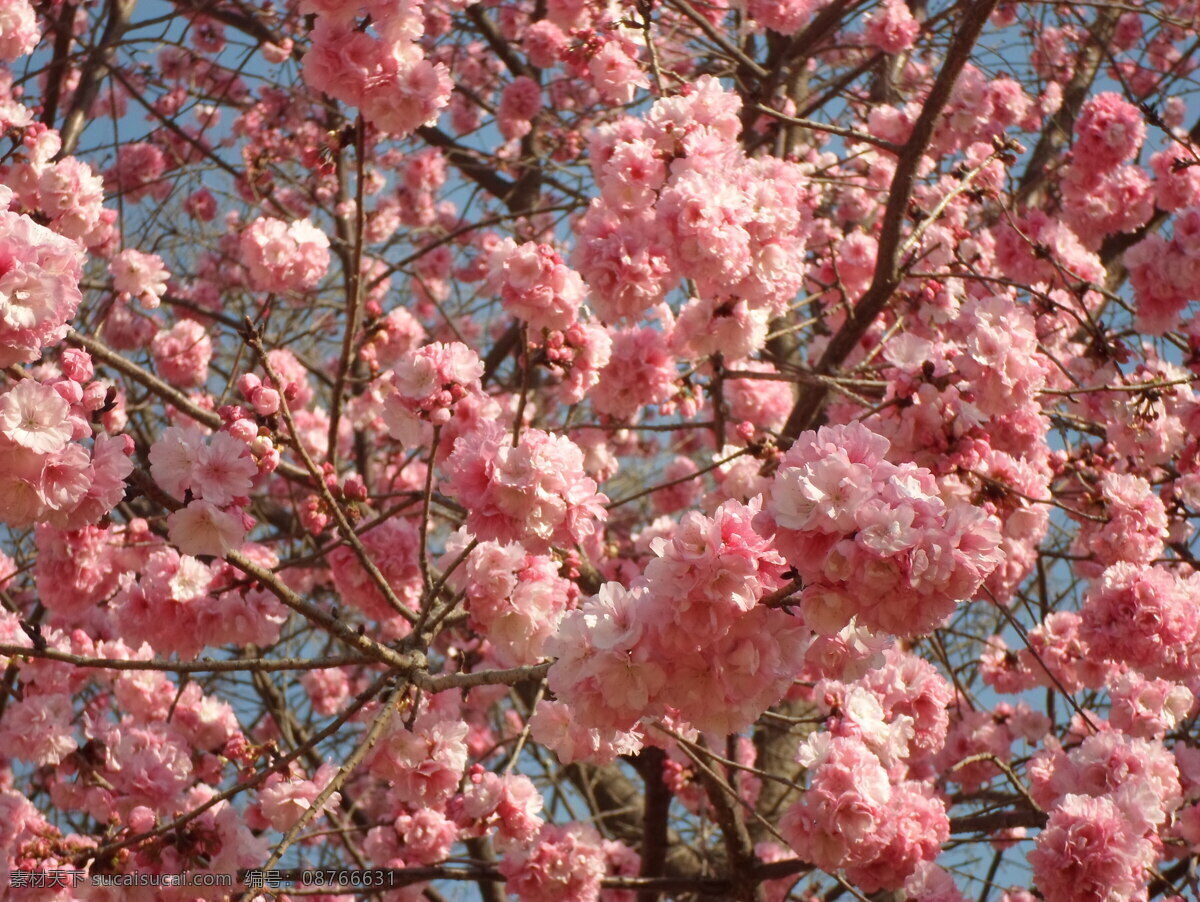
[
  {"left": 58, "top": 0, "right": 138, "bottom": 157},
  {"left": 950, "top": 808, "right": 1048, "bottom": 834},
  {"left": 634, "top": 747, "right": 669, "bottom": 902},
  {"left": 40, "top": 0, "right": 78, "bottom": 129},
  {"left": 0, "top": 645, "right": 373, "bottom": 672}
]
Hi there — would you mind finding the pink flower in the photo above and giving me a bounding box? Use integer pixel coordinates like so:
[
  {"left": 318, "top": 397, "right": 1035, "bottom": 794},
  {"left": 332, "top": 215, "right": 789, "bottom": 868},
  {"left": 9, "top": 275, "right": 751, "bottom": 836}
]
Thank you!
[
  {"left": 1028, "top": 794, "right": 1152, "bottom": 902},
  {"left": 369, "top": 711, "right": 469, "bottom": 806},
  {"left": 488, "top": 239, "right": 587, "bottom": 333},
  {"left": 528, "top": 699, "right": 642, "bottom": 765},
  {"left": 191, "top": 432, "right": 257, "bottom": 506},
  {"left": 1028, "top": 730, "right": 1180, "bottom": 831},
  {"left": 546, "top": 582, "right": 666, "bottom": 732},
  {"left": 0, "top": 0, "right": 38, "bottom": 61},
  {"left": 363, "top": 306, "right": 427, "bottom": 370},
  {"left": 327, "top": 516, "right": 421, "bottom": 635},
  {"left": 0, "top": 692, "right": 76, "bottom": 765},
  {"left": 387, "top": 808, "right": 458, "bottom": 864},
  {"left": 167, "top": 500, "right": 247, "bottom": 557},
  {"left": 523, "top": 20, "right": 567, "bottom": 67},
  {"left": 1108, "top": 673, "right": 1194, "bottom": 739},
  {"left": 151, "top": 319, "right": 212, "bottom": 388},
  {"left": 0, "top": 209, "right": 85, "bottom": 366},
  {"left": 457, "top": 541, "right": 574, "bottom": 666},
  {"left": 256, "top": 763, "right": 342, "bottom": 832},
  {"left": 444, "top": 422, "right": 608, "bottom": 550},
  {"left": 641, "top": 499, "right": 788, "bottom": 652},
  {"left": 845, "top": 782, "right": 949, "bottom": 891},
  {"left": 453, "top": 768, "right": 545, "bottom": 844},
  {"left": 383, "top": 340, "right": 484, "bottom": 444},
  {"left": 864, "top": 0, "right": 920, "bottom": 53},
  {"left": 499, "top": 822, "right": 607, "bottom": 902},
  {"left": 149, "top": 425, "right": 206, "bottom": 499},
  {"left": 360, "top": 49, "right": 452, "bottom": 137},
  {"left": 150, "top": 426, "right": 256, "bottom": 506},
  {"left": 1150, "top": 149, "right": 1200, "bottom": 211},
  {"left": 104, "top": 142, "right": 169, "bottom": 204},
  {"left": 745, "top": 0, "right": 817, "bottom": 34},
  {"left": 301, "top": 667, "right": 351, "bottom": 716},
  {"left": 763, "top": 421, "right": 1002, "bottom": 638},
  {"left": 239, "top": 216, "right": 331, "bottom": 293},
  {"left": 302, "top": 21, "right": 377, "bottom": 107},
  {"left": 573, "top": 206, "right": 676, "bottom": 323},
  {"left": 110, "top": 249, "right": 169, "bottom": 308},
  {"left": 37, "top": 157, "right": 106, "bottom": 240},
  {"left": 780, "top": 735, "right": 893, "bottom": 871},
  {"left": 0, "top": 379, "right": 72, "bottom": 453},
  {"left": 1070, "top": 472, "right": 1167, "bottom": 576},
  {"left": 1080, "top": 563, "right": 1200, "bottom": 680},
  {"left": 587, "top": 40, "right": 648, "bottom": 105},
  {"left": 499, "top": 76, "right": 541, "bottom": 140},
  {"left": 590, "top": 326, "right": 677, "bottom": 419},
  {"left": 1072, "top": 92, "right": 1145, "bottom": 173}
]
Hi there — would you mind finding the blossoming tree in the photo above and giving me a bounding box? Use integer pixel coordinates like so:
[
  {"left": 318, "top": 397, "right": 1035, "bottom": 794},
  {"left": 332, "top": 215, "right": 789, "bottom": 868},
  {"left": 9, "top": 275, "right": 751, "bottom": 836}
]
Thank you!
[{"left": 1, "top": 0, "right": 1200, "bottom": 898}]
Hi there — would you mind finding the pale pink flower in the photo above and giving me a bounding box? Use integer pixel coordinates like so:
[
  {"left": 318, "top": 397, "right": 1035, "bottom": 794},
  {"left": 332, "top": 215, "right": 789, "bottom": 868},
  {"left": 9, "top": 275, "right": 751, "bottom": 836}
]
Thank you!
[
  {"left": 0, "top": 378, "right": 72, "bottom": 453},
  {"left": 498, "top": 76, "right": 541, "bottom": 140},
  {"left": 444, "top": 422, "right": 608, "bottom": 550},
  {"left": 192, "top": 432, "right": 257, "bottom": 506},
  {"left": 587, "top": 40, "right": 648, "bottom": 105},
  {"left": 149, "top": 425, "right": 207, "bottom": 499},
  {"left": 1028, "top": 794, "right": 1152, "bottom": 902},
  {"left": 369, "top": 711, "right": 469, "bottom": 806},
  {"left": 1080, "top": 563, "right": 1200, "bottom": 680},
  {"left": 257, "top": 763, "right": 342, "bottom": 832},
  {"left": 0, "top": 209, "right": 85, "bottom": 366},
  {"left": 0, "top": 692, "right": 76, "bottom": 765},
  {"left": 0, "top": 0, "right": 38, "bottom": 61},
  {"left": 240, "top": 216, "right": 331, "bottom": 293},
  {"left": 383, "top": 340, "right": 483, "bottom": 443},
  {"left": 499, "top": 822, "right": 607, "bottom": 902},
  {"left": 151, "top": 319, "right": 212, "bottom": 388},
  {"left": 110, "top": 249, "right": 169, "bottom": 308},
  {"left": 488, "top": 239, "right": 587, "bottom": 333},
  {"left": 1072, "top": 92, "right": 1145, "bottom": 173},
  {"left": 167, "top": 500, "right": 246, "bottom": 557},
  {"left": 864, "top": 0, "right": 920, "bottom": 53}
]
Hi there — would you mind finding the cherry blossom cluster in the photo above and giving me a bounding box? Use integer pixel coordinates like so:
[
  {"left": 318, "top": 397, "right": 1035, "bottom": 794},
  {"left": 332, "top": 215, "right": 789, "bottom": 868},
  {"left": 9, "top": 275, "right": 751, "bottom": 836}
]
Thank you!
[
  {"left": 238, "top": 216, "right": 331, "bottom": 295},
  {"left": 149, "top": 425, "right": 262, "bottom": 556},
  {"left": 761, "top": 421, "right": 1003, "bottom": 637},
  {"left": 547, "top": 499, "right": 811, "bottom": 742},
  {"left": 575, "top": 77, "right": 813, "bottom": 354},
  {"left": 444, "top": 421, "right": 608, "bottom": 551},
  {"left": 381, "top": 339, "right": 484, "bottom": 445},
  {"left": 327, "top": 515, "right": 422, "bottom": 639},
  {"left": 0, "top": 365, "right": 131, "bottom": 530},
  {"left": 109, "top": 249, "right": 169, "bottom": 309},
  {"left": 1028, "top": 731, "right": 1181, "bottom": 902},
  {"left": 4, "top": 0, "right": 1200, "bottom": 898},
  {"left": 447, "top": 536, "right": 578, "bottom": 666},
  {"left": 0, "top": 197, "right": 86, "bottom": 366},
  {"left": 6, "top": 132, "right": 111, "bottom": 246},
  {"left": 780, "top": 734, "right": 949, "bottom": 891},
  {"left": 301, "top": 0, "right": 452, "bottom": 138},
  {"left": 485, "top": 240, "right": 614, "bottom": 408}
]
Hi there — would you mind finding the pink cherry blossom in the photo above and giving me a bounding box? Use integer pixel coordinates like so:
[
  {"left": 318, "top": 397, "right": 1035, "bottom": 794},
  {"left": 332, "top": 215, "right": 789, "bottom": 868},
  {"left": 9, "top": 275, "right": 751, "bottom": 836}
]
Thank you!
[
  {"left": 444, "top": 421, "right": 608, "bottom": 550},
  {"left": 167, "top": 499, "right": 247, "bottom": 557},
  {"left": 499, "top": 822, "right": 607, "bottom": 902},
  {"left": 240, "top": 216, "right": 331, "bottom": 293},
  {"left": 0, "top": 378, "right": 72, "bottom": 453}
]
